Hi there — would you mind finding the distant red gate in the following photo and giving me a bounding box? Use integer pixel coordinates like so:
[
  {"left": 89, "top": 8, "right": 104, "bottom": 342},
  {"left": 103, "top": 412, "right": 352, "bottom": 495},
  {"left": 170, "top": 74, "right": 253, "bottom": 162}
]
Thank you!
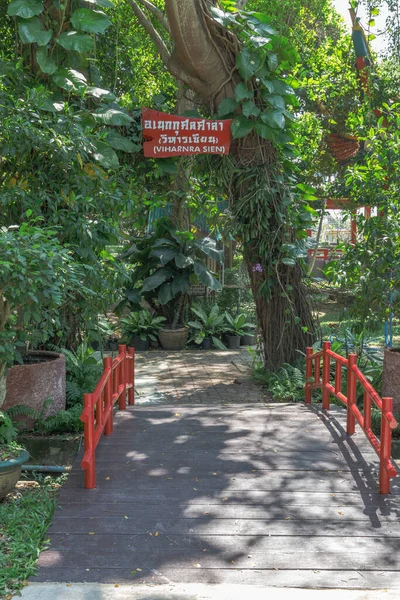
[
  {"left": 80, "top": 344, "right": 135, "bottom": 489},
  {"left": 306, "top": 341, "right": 398, "bottom": 494}
]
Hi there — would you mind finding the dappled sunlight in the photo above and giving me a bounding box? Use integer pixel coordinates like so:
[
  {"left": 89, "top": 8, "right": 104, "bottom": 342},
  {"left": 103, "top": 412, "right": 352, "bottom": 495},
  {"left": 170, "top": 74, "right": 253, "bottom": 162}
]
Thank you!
[
  {"left": 31, "top": 353, "right": 400, "bottom": 589},
  {"left": 124, "top": 451, "right": 149, "bottom": 461},
  {"left": 35, "top": 400, "right": 400, "bottom": 588}
]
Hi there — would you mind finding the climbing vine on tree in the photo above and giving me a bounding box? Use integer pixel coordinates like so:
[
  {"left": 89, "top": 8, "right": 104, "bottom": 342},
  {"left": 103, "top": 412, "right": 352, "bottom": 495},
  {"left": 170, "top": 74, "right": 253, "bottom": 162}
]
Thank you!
[{"left": 124, "top": 0, "right": 317, "bottom": 369}]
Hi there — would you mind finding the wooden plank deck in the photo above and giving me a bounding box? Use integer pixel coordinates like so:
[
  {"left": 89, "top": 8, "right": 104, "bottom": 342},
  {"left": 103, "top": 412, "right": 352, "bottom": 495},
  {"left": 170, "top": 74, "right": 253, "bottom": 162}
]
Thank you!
[{"left": 33, "top": 403, "right": 400, "bottom": 589}]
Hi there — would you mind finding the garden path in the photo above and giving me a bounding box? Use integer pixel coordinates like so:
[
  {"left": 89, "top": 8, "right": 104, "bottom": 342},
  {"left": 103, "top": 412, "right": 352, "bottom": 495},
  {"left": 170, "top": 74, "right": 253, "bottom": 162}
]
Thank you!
[
  {"left": 134, "top": 349, "right": 266, "bottom": 405},
  {"left": 31, "top": 350, "right": 400, "bottom": 590}
]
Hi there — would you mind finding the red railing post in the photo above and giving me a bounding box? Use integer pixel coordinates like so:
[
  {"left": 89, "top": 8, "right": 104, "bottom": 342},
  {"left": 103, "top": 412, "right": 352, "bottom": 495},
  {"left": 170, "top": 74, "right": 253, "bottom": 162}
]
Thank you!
[
  {"left": 347, "top": 354, "right": 357, "bottom": 435},
  {"left": 83, "top": 393, "right": 96, "bottom": 489},
  {"left": 128, "top": 347, "right": 135, "bottom": 406},
  {"left": 96, "top": 389, "right": 104, "bottom": 431},
  {"left": 305, "top": 347, "right": 313, "bottom": 403},
  {"left": 363, "top": 390, "right": 371, "bottom": 432},
  {"left": 104, "top": 357, "right": 113, "bottom": 436},
  {"left": 304, "top": 341, "right": 398, "bottom": 494},
  {"left": 322, "top": 341, "right": 331, "bottom": 410},
  {"left": 80, "top": 344, "right": 139, "bottom": 489},
  {"left": 119, "top": 344, "right": 127, "bottom": 410},
  {"left": 113, "top": 356, "right": 118, "bottom": 398},
  {"left": 380, "top": 397, "right": 393, "bottom": 494}
]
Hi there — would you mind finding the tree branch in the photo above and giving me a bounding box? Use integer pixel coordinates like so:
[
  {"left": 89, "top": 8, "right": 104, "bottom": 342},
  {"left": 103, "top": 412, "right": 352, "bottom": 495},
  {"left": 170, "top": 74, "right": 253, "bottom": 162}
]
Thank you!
[
  {"left": 136, "top": 0, "right": 171, "bottom": 33},
  {"left": 165, "top": 0, "right": 236, "bottom": 102},
  {"left": 126, "top": 0, "right": 171, "bottom": 65}
]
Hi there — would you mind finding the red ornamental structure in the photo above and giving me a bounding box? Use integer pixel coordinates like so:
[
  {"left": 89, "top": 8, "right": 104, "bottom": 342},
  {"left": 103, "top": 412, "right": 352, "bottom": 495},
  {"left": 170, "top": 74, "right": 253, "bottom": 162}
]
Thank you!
[
  {"left": 142, "top": 108, "right": 232, "bottom": 158},
  {"left": 305, "top": 341, "right": 398, "bottom": 494}
]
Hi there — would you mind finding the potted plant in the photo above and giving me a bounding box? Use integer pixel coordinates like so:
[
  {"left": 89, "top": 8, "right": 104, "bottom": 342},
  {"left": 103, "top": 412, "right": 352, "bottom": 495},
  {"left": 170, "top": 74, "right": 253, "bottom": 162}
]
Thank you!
[
  {"left": 223, "top": 312, "right": 256, "bottom": 349},
  {"left": 0, "top": 410, "right": 29, "bottom": 500},
  {"left": 120, "top": 310, "right": 166, "bottom": 351},
  {"left": 240, "top": 316, "right": 257, "bottom": 346},
  {"left": 87, "top": 316, "right": 116, "bottom": 352},
  {"left": 241, "top": 329, "right": 257, "bottom": 346},
  {"left": 0, "top": 225, "right": 75, "bottom": 416},
  {"left": 119, "top": 219, "right": 223, "bottom": 351},
  {"left": 187, "top": 305, "right": 227, "bottom": 350}
]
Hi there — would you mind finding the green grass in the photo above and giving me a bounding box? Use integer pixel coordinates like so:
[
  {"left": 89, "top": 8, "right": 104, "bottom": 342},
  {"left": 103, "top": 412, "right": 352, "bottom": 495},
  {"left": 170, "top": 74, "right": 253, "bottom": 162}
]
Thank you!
[
  {"left": 0, "top": 474, "right": 67, "bottom": 599},
  {"left": 315, "top": 299, "right": 400, "bottom": 347}
]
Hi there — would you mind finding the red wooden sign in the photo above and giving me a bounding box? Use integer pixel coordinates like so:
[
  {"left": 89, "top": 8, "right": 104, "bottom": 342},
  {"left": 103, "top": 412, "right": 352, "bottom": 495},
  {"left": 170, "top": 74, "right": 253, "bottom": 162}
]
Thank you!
[{"left": 142, "top": 108, "right": 232, "bottom": 158}]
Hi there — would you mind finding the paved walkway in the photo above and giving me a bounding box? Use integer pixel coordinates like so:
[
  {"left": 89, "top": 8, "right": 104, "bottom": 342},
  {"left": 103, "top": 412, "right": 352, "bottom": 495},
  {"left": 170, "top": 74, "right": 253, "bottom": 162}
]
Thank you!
[
  {"left": 134, "top": 350, "right": 266, "bottom": 404},
  {"left": 23, "top": 351, "right": 400, "bottom": 594}
]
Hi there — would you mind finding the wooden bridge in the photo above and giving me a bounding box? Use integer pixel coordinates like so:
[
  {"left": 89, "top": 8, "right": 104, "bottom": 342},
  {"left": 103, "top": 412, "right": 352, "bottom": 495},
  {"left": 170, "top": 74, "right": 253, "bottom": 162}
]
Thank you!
[{"left": 32, "top": 351, "right": 400, "bottom": 590}]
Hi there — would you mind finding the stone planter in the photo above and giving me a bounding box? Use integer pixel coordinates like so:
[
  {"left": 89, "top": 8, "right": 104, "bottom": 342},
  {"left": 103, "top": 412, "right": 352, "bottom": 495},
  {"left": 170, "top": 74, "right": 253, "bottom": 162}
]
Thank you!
[
  {"left": 158, "top": 327, "right": 189, "bottom": 351},
  {"left": 0, "top": 449, "right": 30, "bottom": 500},
  {"left": 3, "top": 351, "right": 66, "bottom": 427},
  {"left": 17, "top": 434, "right": 81, "bottom": 467}
]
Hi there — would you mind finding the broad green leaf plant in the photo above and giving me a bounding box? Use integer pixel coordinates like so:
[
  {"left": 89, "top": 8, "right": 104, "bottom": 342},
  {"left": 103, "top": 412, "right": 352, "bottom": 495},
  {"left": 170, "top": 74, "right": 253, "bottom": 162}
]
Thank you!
[
  {"left": 187, "top": 305, "right": 227, "bottom": 349},
  {"left": 120, "top": 219, "right": 224, "bottom": 329},
  {"left": 120, "top": 310, "right": 166, "bottom": 342}
]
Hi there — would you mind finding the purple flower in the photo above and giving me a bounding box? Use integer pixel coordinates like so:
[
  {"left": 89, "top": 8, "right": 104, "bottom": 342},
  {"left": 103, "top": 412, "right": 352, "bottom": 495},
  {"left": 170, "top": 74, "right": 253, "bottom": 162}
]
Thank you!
[{"left": 252, "top": 263, "right": 263, "bottom": 273}]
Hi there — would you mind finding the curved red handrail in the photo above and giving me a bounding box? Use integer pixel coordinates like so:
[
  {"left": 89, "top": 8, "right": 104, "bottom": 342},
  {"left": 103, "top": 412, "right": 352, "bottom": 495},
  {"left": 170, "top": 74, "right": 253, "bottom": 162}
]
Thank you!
[
  {"left": 80, "top": 345, "right": 135, "bottom": 489},
  {"left": 305, "top": 341, "right": 398, "bottom": 494}
]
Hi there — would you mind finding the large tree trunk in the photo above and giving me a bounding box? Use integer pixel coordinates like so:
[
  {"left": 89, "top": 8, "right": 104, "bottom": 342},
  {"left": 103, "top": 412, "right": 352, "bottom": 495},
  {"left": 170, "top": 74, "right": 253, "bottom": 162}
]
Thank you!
[
  {"left": 382, "top": 348, "right": 400, "bottom": 414},
  {"left": 162, "top": 0, "right": 316, "bottom": 368},
  {"left": 171, "top": 83, "right": 192, "bottom": 230},
  {"left": 166, "top": 0, "right": 237, "bottom": 104},
  {"left": 246, "top": 253, "right": 314, "bottom": 370}
]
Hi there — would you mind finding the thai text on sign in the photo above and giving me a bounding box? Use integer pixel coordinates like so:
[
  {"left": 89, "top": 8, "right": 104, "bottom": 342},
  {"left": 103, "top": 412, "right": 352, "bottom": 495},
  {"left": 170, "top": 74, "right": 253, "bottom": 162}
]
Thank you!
[{"left": 142, "top": 108, "right": 232, "bottom": 158}]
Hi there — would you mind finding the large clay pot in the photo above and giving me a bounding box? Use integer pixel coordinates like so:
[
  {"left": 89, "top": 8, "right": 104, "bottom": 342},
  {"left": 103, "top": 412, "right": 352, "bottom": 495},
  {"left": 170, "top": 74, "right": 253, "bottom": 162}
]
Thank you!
[
  {"left": 0, "top": 449, "right": 30, "bottom": 499},
  {"left": 382, "top": 348, "right": 400, "bottom": 414},
  {"left": 158, "top": 327, "right": 189, "bottom": 351},
  {"left": 3, "top": 351, "right": 66, "bottom": 427}
]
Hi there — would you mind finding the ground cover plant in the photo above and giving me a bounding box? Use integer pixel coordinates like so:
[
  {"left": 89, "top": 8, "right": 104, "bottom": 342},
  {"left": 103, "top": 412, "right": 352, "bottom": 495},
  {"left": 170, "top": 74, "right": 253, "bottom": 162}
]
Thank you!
[
  {"left": 0, "top": 474, "right": 66, "bottom": 599},
  {"left": 0, "top": 410, "right": 23, "bottom": 462}
]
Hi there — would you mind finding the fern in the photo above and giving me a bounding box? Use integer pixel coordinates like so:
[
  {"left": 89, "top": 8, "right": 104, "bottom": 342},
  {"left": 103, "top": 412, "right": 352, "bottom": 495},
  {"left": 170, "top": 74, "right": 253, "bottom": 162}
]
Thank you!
[
  {"left": 268, "top": 364, "right": 306, "bottom": 402},
  {"left": 254, "top": 362, "right": 306, "bottom": 402},
  {"left": 42, "top": 405, "right": 83, "bottom": 434},
  {"left": 5, "top": 404, "right": 41, "bottom": 421},
  {"left": 66, "top": 381, "right": 83, "bottom": 406},
  {"left": 59, "top": 342, "right": 103, "bottom": 408},
  {"left": 0, "top": 411, "right": 18, "bottom": 444},
  {"left": 38, "top": 397, "right": 54, "bottom": 420}
]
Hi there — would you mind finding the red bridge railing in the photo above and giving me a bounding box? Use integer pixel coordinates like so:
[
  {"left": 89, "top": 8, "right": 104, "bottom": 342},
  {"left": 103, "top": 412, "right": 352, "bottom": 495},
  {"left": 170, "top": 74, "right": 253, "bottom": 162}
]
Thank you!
[
  {"left": 306, "top": 341, "right": 398, "bottom": 494},
  {"left": 80, "top": 344, "right": 135, "bottom": 489}
]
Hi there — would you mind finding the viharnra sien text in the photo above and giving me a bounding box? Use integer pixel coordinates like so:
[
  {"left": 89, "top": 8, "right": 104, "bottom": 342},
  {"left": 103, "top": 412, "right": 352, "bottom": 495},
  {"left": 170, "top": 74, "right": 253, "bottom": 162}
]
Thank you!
[{"left": 142, "top": 108, "right": 232, "bottom": 158}]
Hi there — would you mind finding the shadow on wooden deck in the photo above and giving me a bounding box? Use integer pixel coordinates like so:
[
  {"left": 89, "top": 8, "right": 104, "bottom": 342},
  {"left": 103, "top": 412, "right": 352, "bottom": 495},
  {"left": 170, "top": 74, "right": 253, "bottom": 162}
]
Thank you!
[{"left": 33, "top": 403, "right": 400, "bottom": 589}]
